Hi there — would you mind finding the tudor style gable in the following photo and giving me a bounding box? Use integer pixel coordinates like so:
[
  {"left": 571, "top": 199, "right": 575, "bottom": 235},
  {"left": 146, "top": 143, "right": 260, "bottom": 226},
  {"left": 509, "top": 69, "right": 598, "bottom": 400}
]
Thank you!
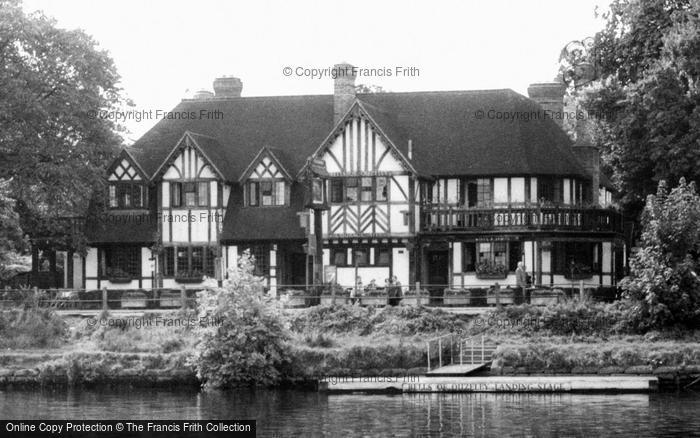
[
  {"left": 106, "top": 149, "right": 149, "bottom": 209},
  {"left": 155, "top": 131, "right": 226, "bottom": 260},
  {"left": 239, "top": 147, "right": 292, "bottom": 207},
  {"left": 317, "top": 104, "right": 412, "bottom": 175},
  {"left": 304, "top": 103, "right": 419, "bottom": 239}
]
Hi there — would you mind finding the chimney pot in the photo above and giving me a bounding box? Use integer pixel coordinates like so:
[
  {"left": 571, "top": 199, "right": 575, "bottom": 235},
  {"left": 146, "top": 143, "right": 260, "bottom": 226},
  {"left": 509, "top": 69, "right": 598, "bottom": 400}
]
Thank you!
[
  {"left": 193, "top": 89, "right": 214, "bottom": 100},
  {"left": 213, "top": 76, "right": 243, "bottom": 98},
  {"left": 333, "top": 63, "right": 357, "bottom": 123}
]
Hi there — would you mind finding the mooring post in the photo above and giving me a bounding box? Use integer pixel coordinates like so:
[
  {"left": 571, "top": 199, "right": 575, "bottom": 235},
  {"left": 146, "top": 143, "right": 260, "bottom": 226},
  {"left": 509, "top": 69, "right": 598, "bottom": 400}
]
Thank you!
[
  {"left": 101, "top": 287, "right": 108, "bottom": 311},
  {"left": 181, "top": 285, "right": 187, "bottom": 310}
]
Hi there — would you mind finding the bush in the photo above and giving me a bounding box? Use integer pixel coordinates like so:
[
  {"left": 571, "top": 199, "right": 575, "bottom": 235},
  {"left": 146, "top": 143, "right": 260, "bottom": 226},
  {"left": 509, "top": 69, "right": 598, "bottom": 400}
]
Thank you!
[
  {"left": 480, "top": 299, "right": 630, "bottom": 336},
  {"left": 621, "top": 179, "right": 700, "bottom": 330},
  {"left": 0, "top": 308, "right": 67, "bottom": 348},
  {"left": 289, "top": 304, "right": 466, "bottom": 336},
  {"left": 192, "top": 251, "right": 290, "bottom": 388}
]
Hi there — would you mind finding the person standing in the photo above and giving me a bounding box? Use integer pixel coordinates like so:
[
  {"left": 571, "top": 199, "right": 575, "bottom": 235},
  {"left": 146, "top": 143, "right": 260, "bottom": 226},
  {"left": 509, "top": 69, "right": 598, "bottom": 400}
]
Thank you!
[
  {"left": 515, "top": 262, "right": 527, "bottom": 305},
  {"left": 391, "top": 275, "right": 402, "bottom": 306}
]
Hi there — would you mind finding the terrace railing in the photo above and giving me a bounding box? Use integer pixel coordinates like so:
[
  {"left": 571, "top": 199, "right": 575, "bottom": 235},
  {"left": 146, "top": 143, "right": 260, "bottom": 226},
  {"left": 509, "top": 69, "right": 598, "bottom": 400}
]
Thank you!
[
  {"left": 0, "top": 282, "right": 620, "bottom": 311},
  {"left": 421, "top": 206, "right": 623, "bottom": 233}
]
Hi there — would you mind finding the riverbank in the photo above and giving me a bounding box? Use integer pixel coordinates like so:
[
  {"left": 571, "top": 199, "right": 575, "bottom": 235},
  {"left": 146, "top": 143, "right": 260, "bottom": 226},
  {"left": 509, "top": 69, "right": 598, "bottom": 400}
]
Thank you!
[{"left": 1, "top": 304, "right": 699, "bottom": 391}]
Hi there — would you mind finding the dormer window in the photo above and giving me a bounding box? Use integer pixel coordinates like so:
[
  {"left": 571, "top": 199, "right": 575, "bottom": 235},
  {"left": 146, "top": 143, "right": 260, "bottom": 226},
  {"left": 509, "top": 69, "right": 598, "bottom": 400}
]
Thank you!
[
  {"left": 108, "top": 183, "right": 145, "bottom": 209},
  {"left": 247, "top": 180, "right": 287, "bottom": 206},
  {"left": 171, "top": 182, "right": 209, "bottom": 207}
]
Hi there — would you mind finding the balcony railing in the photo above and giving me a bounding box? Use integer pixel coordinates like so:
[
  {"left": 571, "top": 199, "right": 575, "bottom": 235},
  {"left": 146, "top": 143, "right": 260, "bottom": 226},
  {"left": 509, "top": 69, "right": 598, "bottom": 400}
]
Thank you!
[{"left": 421, "top": 206, "right": 623, "bottom": 233}]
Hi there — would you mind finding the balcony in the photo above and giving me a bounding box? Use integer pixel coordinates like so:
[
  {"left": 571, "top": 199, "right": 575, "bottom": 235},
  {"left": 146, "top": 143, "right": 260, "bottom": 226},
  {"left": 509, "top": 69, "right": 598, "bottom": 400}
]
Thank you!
[{"left": 421, "top": 205, "right": 623, "bottom": 233}]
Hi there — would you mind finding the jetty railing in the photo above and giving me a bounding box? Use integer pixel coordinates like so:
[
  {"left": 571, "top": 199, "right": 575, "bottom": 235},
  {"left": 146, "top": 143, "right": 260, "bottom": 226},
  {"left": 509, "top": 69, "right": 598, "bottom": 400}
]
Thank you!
[{"left": 425, "top": 334, "right": 497, "bottom": 371}]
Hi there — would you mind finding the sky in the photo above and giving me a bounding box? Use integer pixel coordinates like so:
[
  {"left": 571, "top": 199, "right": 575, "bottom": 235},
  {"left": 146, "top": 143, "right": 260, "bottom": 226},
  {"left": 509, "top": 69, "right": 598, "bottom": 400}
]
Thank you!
[{"left": 23, "top": 0, "right": 610, "bottom": 142}]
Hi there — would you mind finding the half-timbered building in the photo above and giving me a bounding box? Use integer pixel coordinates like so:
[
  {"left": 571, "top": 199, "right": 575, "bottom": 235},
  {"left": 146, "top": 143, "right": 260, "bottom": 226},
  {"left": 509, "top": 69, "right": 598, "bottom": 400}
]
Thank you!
[{"left": 70, "top": 66, "right": 624, "bottom": 293}]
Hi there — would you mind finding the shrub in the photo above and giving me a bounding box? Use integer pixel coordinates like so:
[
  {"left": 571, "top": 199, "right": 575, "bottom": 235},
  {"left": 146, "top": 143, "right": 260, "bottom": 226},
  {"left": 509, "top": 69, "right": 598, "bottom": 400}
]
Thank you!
[
  {"left": 288, "top": 304, "right": 466, "bottom": 336},
  {"left": 621, "top": 179, "right": 700, "bottom": 330},
  {"left": 192, "top": 251, "right": 290, "bottom": 388},
  {"left": 480, "top": 299, "right": 629, "bottom": 337}
]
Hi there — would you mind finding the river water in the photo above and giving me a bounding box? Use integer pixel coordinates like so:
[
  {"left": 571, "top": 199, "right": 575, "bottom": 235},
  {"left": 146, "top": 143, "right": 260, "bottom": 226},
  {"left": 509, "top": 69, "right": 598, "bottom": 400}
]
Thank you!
[{"left": 1, "top": 388, "right": 698, "bottom": 437}]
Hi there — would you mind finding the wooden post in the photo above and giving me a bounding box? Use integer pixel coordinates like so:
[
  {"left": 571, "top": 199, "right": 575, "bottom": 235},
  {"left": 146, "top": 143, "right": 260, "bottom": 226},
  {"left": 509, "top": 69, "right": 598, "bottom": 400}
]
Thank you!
[
  {"left": 181, "top": 285, "right": 187, "bottom": 310},
  {"left": 102, "top": 287, "right": 108, "bottom": 311},
  {"left": 438, "top": 338, "right": 442, "bottom": 368},
  {"left": 460, "top": 340, "right": 463, "bottom": 365},
  {"left": 426, "top": 342, "right": 431, "bottom": 371},
  {"left": 471, "top": 338, "right": 474, "bottom": 364},
  {"left": 416, "top": 281, "right": 421, "bottom": 306},
  {"left": 495, "top": 283, "right": 501, "bottom": 309},
  {"left": 579, "top": 280, "right": 585, "bottom": 301}
]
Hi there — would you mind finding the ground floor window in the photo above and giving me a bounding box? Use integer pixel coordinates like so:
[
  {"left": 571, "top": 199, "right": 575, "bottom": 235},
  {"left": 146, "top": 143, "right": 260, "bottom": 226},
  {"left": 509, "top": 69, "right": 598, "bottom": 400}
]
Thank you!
[
  {"left": 101, "top": 246, "right": 141, "bottom": 278},
  {"left": 329, "top": 246, "right": 392, "bottom": 267},
  {"left": 160, "top": 245, "right": 216, "bottom": 277},
  {"left": 552, "top": 241, "right": 601, "bottom": 275},
  {"left": 462, "top": 241, "right": 522, "bottom": 272}
]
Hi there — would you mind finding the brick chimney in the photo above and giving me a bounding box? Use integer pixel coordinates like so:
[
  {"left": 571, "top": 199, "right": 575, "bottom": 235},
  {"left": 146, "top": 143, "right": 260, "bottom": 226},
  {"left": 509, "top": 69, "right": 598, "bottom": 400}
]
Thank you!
[
  {"left": 333, "top": 63, "right": 357, "bottom": 123},
  {"left": 213, "top": 76, "right": 242, "bottom": 98},
  {"left": 527, "top": 82, "right": 566, "bottom": 128},
  {"left": 528, "top": 79, "right": 600, "bottom": 204}
]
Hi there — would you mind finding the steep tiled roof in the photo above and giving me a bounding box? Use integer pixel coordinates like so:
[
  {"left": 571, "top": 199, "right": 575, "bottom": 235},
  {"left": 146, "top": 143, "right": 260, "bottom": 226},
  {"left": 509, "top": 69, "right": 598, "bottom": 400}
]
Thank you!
[
  {"left": 129, "top": 89, "right": 589, "bottom": 181},
  {"left": 220, "top": 183, "right": 307, "bottom": 242}
]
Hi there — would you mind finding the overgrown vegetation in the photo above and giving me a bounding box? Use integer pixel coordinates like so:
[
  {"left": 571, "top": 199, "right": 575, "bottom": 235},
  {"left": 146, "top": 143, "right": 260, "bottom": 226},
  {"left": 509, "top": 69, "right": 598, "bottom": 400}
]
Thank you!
[
  {"left": 494, "top": 341, "right": 700, "bottom": 370},
  {"left": 477, "top": 299, "right": 632, "bottom": 337},
  {"left": 289, "top": 303, "right": 466, "bottom": 336},
  {"left": 0, "top": 308, "right": 67, "bottom": 348},
  {"left": 71, "top": 311, "right": 196, "bottom": 354}
]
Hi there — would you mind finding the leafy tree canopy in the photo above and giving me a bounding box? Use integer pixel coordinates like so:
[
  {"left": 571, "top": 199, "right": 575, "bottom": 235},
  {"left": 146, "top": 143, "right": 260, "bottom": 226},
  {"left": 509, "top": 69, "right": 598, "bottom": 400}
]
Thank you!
[
  {"left": 0, "top": 178, "right": 25, "bottom": 279},
  {"left": 0, "top": 0, "right": 125, "bottom": 249},
  {"left": 564, "top": 0, "right": 700, "bottom": 219}
]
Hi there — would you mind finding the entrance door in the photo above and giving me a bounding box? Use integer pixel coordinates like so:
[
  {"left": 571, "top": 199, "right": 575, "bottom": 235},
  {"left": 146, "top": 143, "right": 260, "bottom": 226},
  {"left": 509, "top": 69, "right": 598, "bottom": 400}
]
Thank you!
[
  {"left": 289, "top": 253, "right": 307, "bottom": 287},
  {"left": 426, "top": 250, "right": 449, "bottom": 300}
]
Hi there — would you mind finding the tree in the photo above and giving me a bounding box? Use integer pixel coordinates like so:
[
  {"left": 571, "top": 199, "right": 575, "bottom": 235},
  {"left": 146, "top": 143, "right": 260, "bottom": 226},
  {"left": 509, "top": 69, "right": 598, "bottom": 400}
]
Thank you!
[
  {"left": 562, "top": 0, "right": 700, "bottom": 219},
  {"left": 192, "top": 251, "right": 290, "bottom": 388},
  {"left": 0, "top": 178, "right": 25, "bottom": 279},
  {"left": 0, "top": 0, "right": 124, "bottom": 250},
  {"left": 621, "top": 178, "right": 700, "bottom": 330}
]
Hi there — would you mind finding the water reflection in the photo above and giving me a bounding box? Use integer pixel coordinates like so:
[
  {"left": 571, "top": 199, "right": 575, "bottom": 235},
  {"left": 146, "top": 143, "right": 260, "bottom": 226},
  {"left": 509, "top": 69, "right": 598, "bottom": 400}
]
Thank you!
[{"left": 1, "top": 388, "right": 698, "bottom": 437}]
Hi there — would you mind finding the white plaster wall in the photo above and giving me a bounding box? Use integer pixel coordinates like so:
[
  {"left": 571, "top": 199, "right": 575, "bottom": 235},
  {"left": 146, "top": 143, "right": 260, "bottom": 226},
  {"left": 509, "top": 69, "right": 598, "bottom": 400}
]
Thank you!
[
  {"left": 392, "top": 247, "right": 409, "bottom": 286},
  {"left": 86, "top": 248, "right": 98, "bottom": 278}
]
